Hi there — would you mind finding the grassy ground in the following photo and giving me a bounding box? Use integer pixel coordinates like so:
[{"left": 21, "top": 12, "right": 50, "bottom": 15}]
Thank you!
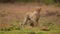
[
  {"left": 0, "top": 29, "right": 60, "bottom": 34},
  {"left": 0, "top": 3, "right": 60, "bottom": 34}
]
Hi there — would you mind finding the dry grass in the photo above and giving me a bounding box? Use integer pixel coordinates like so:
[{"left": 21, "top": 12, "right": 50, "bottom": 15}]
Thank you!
[{"left": 0, "top": 3, "right": 60, "bottom": 29}]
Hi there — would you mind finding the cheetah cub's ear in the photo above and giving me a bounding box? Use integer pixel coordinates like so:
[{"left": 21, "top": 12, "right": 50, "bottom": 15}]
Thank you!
[{"left": 36, "top": 8, "right": 41, "bottom": 12}]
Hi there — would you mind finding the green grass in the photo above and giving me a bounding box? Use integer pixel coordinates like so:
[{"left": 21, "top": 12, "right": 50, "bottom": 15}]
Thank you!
[
  {"left": 0, "top": 30, "right": 60, "bottom": 34},
  {"left": 0, "top": 27, "right": 60, "bottom": 34},
  {"left": 0, "top": 8, "right": 60, "bottom": 34}
]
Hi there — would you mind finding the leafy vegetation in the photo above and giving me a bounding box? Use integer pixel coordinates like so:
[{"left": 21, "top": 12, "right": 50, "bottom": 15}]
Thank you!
[
  {"left": 40, "top": 0, "right": 54, "bottom": 5},
  {"left": 0, "top": 0, "right": 60, "bottom": 4}
]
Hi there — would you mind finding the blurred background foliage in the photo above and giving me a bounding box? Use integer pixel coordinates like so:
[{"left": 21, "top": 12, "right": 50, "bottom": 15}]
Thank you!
[{"left": 0, "top": 0, "right": 60, "bottom": 4}]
